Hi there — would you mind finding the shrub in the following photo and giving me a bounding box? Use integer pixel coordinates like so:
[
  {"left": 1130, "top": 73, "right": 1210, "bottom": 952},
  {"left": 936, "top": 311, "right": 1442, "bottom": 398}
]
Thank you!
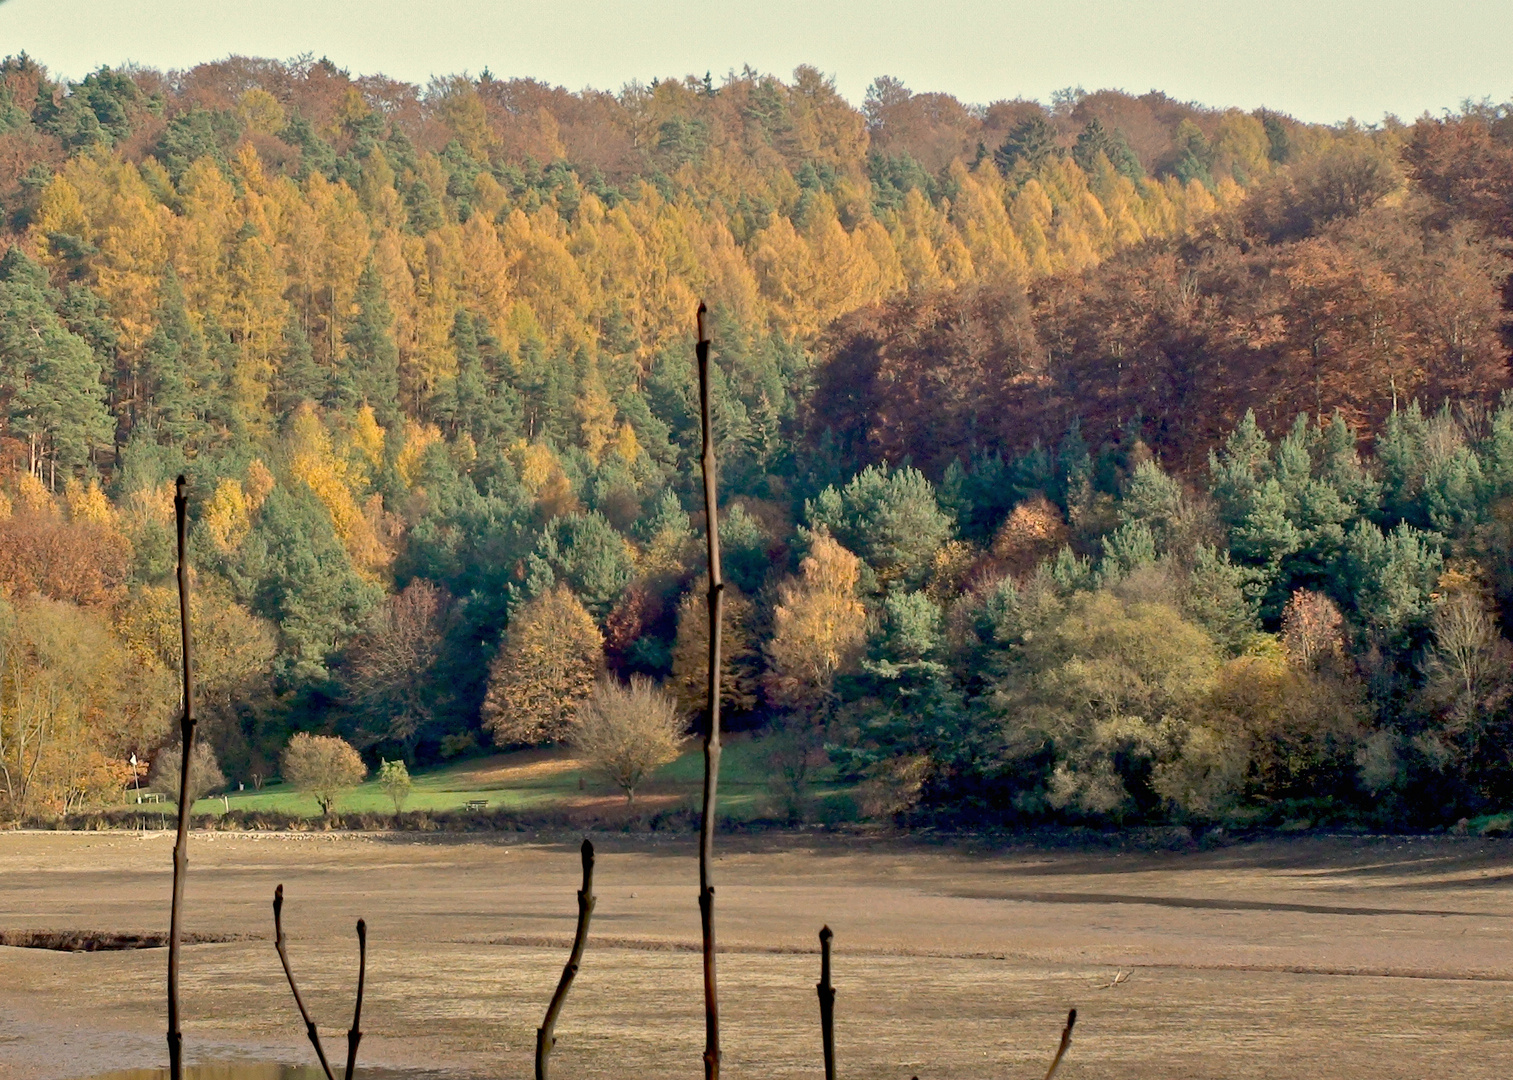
[
  {"left": 282, "top": 733, "right": 366, "bottom": 814},
  {"left": 377, "top": 758, "right": 412, "bottom": 814}
]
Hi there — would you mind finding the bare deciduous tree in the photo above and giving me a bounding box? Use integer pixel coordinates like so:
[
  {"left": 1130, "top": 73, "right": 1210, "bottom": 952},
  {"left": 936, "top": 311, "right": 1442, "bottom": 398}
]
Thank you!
[
  {"left": 569, "top": 677, "right": 685, "bottom": 803},
  {"left": 1423, "top": 591, "right": 1513, "bottom": 752},
  {"left": 345, "top": 580, "right": 448, "bottom": 752},
  {"left": 149, "top": 741, "right": 225, "bottom": 805}
]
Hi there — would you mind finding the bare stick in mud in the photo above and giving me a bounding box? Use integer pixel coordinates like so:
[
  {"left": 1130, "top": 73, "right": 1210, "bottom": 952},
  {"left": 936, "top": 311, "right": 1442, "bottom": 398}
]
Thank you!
[
  {"left": 1043, "top": 1007, "right": 1077, "bottom": 1080},
  {"left": 816, "top": 925, "right": 836, "bottom": 1080},
  {"left": 695, "top": 301, "right": 725, "bottom": 1080},
  {"left": 273, "top": 884, "right": 337, "bottom": 1080},
  {"left": 166, "top": 475, "right": 196, "bottom": 1080},
  {"left": 344, "top": 918, "right": 366, "bottom": 1080},
  {"left": 535, "top": 838, "right": 597, "bottom": 1080}
]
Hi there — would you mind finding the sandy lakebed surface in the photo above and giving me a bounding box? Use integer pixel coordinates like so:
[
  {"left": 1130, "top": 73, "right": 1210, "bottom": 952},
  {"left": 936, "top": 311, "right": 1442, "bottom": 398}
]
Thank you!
[{"left": 2, "top": 829, "right": 1512, "bottom": 1079}]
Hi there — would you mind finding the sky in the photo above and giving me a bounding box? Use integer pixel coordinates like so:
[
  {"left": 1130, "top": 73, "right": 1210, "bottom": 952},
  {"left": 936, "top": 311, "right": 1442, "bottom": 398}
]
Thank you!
[{"left": 1, "top": 0, "right": 1510, "bottom": 124}]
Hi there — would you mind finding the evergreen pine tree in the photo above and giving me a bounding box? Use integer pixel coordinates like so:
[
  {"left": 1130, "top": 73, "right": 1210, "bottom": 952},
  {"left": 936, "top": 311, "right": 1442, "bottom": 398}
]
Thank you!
[
  {"left": 436, "top": 309, "right": 521, "bottom": 446},
  {"left": 273, "top": 314, "right": 323, "bottom": 416},
  {"left": 140, "top": 269, "right": 211, "bottom": 446},
  {"left": 1376, "top": 402, "right": 1429, "bottom": 526},
  {"left": 835, "top": 589, "right": 963, "bottom": 789},
  {"left": 335, "top": 261, "right": 400, "bottom": 425},
  {"left": 235, "top": 482, "right": 382, "bottom": 682},
  {"left": 994, "top": 115, "right": 1059, "bottom": 176},
  {"left": 1072, "top": 118, "right": 1143, "bottom": 180},
  {"left": 0, "top": 249, "right": 114, "bottom": 485}
]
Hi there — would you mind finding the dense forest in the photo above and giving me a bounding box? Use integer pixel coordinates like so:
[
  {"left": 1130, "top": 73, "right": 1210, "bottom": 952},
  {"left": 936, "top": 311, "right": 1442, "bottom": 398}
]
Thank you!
[{"left": 0, "top": 52, "right": 1510, "bottom": 830}]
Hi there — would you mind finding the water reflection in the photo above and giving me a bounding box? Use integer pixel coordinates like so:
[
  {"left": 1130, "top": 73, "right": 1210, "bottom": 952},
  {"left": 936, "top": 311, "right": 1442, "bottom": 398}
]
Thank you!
[{"left": 82, "top": 1066, "right": 445, "bottom": 1080}]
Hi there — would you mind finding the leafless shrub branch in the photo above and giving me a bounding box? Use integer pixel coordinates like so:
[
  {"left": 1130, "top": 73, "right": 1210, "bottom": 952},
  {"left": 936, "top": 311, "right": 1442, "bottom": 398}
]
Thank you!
[
  {"left": 696, "top": 301, "right": 725, "bottom": 1080},
  {"left": 535, "top": 838, "right": 596, "bottom": 1080},
  {"left": 345, "top": 919, "right": 366, "bottom": 1080},
  {"left": 272, "top": 884, "right": 336, "bottom": 1080},
  {"left": 1044, "top": 1007, "right": 1077, "bottom": 1080},
  {"left": 816, "top": 925, "right": 835, "bottom": 1080},
  {"left": 166, "top": 475, "right": 195, "bottom": 1080}
]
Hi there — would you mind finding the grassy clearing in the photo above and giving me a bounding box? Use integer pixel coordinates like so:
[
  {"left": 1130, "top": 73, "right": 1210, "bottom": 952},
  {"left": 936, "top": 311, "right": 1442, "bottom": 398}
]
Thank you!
[{"left": 122, "top": 733, "right": 829, "bottom": 820}]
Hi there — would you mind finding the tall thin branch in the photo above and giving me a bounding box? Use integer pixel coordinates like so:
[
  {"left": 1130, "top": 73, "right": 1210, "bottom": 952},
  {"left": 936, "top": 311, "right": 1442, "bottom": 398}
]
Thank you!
[
  {"left": 166, "top": 475, "right": 196, "bottom": 1080},
  {"left": 273, "top": 884, "right": 337, "bottom": 1080},
  {"left": 345, "top": 919, "right": 366, "bottom": 1080},
  {"left": 695, "top": 301, "right": 725, "bottom": 1080},
  {"left": 1043, "top": 1008, "right": 1077, "bottom": 1080},
  {"left": 816, "top": 925, "right": 836, "bottom": 1080},
  {"left": 535, "top": 838, "right": 597, "bottom": 1080}
]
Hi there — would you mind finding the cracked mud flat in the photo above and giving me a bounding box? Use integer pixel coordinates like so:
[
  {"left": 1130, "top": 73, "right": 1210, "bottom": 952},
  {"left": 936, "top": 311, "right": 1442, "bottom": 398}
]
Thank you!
[{"left": 2, "top": 830, "right": 1512, "bottom": 1079}]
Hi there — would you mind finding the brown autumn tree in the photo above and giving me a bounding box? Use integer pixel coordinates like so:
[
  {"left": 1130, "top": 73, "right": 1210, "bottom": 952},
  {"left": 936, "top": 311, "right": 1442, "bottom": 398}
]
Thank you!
[
  {"left": 811, "top": 282, "right": 1044, "bottom": 475},
  {"left": 0, "top": 511, "right": 132, "bottom": 609},
  {"left": 990, "top": 495, "right": 1071, "bottom": 577},
  {"left": 1402, "top": 112, "right": 1513, "bottom": 240},
  {"left": 1280, "top": 589, "right": 1346, "bottom": 670},
  {"left": 815, "top": 186, "right": 1510, "bottom": 481},
  {"left": 481, "top": 584, "right": 603, "bottom": 746},
  {"left": 668, "top": 576, "right": 760, "bottom": 717}
]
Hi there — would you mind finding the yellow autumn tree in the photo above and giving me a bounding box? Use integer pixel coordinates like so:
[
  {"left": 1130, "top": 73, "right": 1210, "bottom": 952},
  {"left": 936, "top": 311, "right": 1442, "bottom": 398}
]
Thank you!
[
  {"left": 763, "top": 531, "right": 868, "bottom": 716},
  {"left": 283, "top": 404, "right": 392, "bottom": 578}
]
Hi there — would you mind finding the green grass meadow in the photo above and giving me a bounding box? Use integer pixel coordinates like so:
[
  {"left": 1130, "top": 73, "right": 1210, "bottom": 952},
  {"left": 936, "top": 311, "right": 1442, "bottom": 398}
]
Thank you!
[{"left": 134, "top": 735, "right": 817, "bottom": 820}]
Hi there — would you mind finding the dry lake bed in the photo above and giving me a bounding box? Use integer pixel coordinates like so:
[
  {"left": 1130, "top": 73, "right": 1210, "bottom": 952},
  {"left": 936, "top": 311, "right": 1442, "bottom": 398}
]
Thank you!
[{"left": 2, "top": 829, "right": 1512, "bottom": 1079}]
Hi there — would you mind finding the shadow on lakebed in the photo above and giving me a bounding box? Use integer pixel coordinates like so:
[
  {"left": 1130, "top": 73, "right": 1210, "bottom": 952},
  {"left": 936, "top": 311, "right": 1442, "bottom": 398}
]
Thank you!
[{"left": 79, "top": 1066, "right": 465, "bottom": 1080}]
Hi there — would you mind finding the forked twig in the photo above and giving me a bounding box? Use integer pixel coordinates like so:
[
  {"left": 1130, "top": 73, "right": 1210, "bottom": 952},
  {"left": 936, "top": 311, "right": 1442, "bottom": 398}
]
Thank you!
[
  {"left": 1095, "top": 969, "right": 1129, "bottom": 990},
  {"left": 816, "top": 925, "right": 836, "bottom": 1080},
  {"left": 1043, "top": 1007, "right": 1077, "bottom": 1080},
  {"left": 535, "top": 839, "right": 597, "bottom": 1080},
  {"left": 695, "top": 301, "right": 725, "bottom": 1080},
  {"left": 272, "top": 884, "right": 336, "bottom": 1080},
  {"left": 166, "top": 475, "right": 196, "bottom": 1080},
  {"left": 345, "top": 919, "right": 366, "bottom": 1080}
]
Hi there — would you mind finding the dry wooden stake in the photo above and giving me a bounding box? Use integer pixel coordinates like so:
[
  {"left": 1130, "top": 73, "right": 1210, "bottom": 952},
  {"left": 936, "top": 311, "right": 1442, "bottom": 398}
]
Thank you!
[
  {"left": 535, "top": 838, "right": 597, "bottom": 1080},
  {"left": 273, "top": 884, "right": 337, "bottom": 1080},
  {"left": 1043, "top": 1007, "right": 1077, "bottom": 1080},
  {"left": 695, "top": 301, "right": 725, "bottom": 1080},
  {"left": 345, "top": 919, "right": 366, "bottom": 1080},
  {"left": 816, "top": 925, "right": 836, "bottom": 1080},
  {"left": 166, "top": 475, "right": 195, "bottom": 1080}
]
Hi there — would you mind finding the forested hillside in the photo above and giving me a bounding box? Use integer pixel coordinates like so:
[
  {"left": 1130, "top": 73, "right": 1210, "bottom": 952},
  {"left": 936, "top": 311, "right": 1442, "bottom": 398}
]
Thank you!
[{"left": 0, "top": 53, "right": 1509, "bottom": 830}]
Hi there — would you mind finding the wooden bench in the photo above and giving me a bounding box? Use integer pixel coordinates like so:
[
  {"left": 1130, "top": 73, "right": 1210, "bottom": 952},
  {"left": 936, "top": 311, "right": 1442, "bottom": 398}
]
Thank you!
[
  {"left": 136, "top": 792, "right": 164, "bottom": 804},
  {"left": 463, "top": 799, "right": 488, "bottom": 811}
]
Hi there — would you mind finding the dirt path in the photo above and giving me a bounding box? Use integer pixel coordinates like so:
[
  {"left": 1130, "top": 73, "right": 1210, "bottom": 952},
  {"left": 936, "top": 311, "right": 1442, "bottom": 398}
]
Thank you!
[{"left": 3, "top": 831, "right": 1512, "bottom": 1079}]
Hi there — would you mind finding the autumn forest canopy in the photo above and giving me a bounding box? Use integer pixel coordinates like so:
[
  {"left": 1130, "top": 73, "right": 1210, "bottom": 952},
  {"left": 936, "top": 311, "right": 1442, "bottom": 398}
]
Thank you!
[{"left": 1, "top": 52, "right": 1512, "bottom": 831}]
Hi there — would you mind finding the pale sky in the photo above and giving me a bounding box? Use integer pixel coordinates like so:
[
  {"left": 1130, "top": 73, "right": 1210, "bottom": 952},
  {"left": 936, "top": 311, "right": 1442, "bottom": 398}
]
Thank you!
[{"left": 2, "top": 0, "right": 1510, "bottom": 124}]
